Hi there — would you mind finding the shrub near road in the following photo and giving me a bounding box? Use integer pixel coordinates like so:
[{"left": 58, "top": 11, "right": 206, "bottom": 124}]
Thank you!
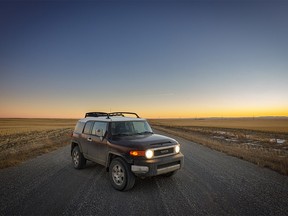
[
  {"left": 149, "top": 118, "right": 288, "bottom": 175},
  {"left": 0, "top": 118, "right": 76, "bottom": 169}
]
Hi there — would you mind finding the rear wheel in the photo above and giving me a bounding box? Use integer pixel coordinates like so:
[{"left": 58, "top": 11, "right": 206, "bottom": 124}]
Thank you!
[
  {"left": 109, "top": 158, "right": 135, "bottom": 191},
  {"left": 72, "top": 146, "right": 86, "bottom": 169}
]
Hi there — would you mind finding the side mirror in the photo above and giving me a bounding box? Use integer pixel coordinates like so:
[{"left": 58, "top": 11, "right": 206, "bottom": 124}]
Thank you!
[{"left": 96, "top": 129, "right": 104, "bottom": 140}]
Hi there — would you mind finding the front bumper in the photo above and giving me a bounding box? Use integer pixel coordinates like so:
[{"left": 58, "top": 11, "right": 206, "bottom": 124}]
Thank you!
[{"left": 131, "top": 153, "right": 184, "bottom": 177}]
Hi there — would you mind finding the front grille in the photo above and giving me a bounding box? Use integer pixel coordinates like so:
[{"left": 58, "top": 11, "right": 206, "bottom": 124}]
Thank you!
[{"left": 154, "top": 147, "right": 174, "bottom": 157}]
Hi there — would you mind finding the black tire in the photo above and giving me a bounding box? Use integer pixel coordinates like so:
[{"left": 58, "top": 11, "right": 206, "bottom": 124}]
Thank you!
[
  {"left": 72, "top": 146, "right": 86, "bottom": 169},
  {"left": 162, "top": 171, "right": 177, "bottom": 177},
  {"left": 109, "top": 158, "right": 135, "bottom": 191}
]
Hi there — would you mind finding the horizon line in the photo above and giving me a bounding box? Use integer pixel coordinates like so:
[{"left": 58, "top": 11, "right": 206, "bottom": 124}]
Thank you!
[{"left": 0, "top": 115, "right": 287, "bottom": 120}]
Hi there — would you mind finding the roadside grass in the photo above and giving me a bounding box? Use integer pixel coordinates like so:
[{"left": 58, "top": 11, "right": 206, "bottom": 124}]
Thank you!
[
  {"left": 0, "top": 118, "right": 77, "bottom": 135},
  {"left": 149, "top": 118, "right": 288, "bottom": 133},
  {"left": 0, "top": 119, "right": 76, "bottom": 169},
  {"left": 2, "top": 118, "right": 288, "bottom": 174},
  {"left": 149, "top": 118, "right": 288, "bottom": 175}
]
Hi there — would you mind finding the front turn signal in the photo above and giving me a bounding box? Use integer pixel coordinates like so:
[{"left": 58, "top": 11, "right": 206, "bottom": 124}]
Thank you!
[{"left": 130, "top": 150, "right": 145, "bottom": 157}]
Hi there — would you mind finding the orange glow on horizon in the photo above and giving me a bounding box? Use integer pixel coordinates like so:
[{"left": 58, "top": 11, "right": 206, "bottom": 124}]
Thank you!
[{"left": 0, "top": 99, "right": 287, "bottom": 119}]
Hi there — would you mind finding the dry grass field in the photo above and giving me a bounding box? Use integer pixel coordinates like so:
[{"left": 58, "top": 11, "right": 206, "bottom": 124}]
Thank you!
[
  {"left": 1, "top": 117, "right": 288, "bottom": 175},
  {"left": 0, "top": 118, "right": 77, "bottom": 169},
  {"left": 149, "top": 118, "right": 288, "bottom": 175}
]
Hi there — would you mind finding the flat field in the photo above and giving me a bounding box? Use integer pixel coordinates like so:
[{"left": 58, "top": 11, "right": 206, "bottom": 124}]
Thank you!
[
  {"left": 1, "top": 118, "right": 288, "bottom": 175},
  {"left": 149, "top": 118, "right": 288, "bottom": 175},
  {"left": 149, "top": 118, "right": 288, "bottom": 133},
  {"left": 0, "top": 118, "right": 77, "bottom": 169}
]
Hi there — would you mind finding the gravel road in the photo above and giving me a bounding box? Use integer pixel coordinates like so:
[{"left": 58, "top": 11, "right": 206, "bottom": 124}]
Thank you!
[{"left": 1, "top": 130, "right": 288, "bottom": 216}]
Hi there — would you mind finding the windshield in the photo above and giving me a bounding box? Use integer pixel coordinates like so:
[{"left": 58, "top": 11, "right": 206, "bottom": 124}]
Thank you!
[{"left": 111, "top": 121, "right": 153, "bottom": 136}]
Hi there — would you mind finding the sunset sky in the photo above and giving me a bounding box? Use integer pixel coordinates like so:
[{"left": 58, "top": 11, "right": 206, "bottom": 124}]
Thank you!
[{"left": 1, "top": 0, "right": 288, "bottom": 118}]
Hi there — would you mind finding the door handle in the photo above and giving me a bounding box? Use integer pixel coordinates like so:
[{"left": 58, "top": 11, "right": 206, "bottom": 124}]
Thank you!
[{"left": 87, "top": 137, "right": 92, "bottom": 142}]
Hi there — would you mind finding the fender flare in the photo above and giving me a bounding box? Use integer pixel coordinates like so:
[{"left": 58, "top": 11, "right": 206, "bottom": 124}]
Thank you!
[{"left": 106, "top": 151, "right": 133, "bottom": 170}]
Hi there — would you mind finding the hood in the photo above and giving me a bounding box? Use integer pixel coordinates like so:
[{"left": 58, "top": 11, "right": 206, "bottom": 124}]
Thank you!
[{"left": 109, "top": 133, "right": 177, "bottom": 149}]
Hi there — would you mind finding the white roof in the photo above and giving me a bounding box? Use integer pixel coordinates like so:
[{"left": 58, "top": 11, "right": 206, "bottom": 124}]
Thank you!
[{"left": 79, "top": 116, "right": 146, "bottom": 123}]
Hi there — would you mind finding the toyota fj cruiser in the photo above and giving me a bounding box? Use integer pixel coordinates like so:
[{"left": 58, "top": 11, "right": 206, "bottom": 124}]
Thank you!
[{"left": 71, "top": 112, "right": 184, "bottom": 191}]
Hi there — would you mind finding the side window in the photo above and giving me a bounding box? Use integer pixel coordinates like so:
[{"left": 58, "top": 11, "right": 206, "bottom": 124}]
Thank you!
[
  {"left": 92, "top": 122, "right": 107, "bottom": 136},
  {"left": 83, "top": 121, "right": 94, "bottom": 134},
  {"left": 74, "top": 122, "right": 85, "bottom": 133}
]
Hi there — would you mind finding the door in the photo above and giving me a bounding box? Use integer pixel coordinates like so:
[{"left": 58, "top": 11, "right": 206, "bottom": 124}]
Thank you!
[
  {"left": 80, "top": 121, "right": 94, "bottom": 156},
  {"left": 87, "top": 121, "right": 108, "bottom": 165}
]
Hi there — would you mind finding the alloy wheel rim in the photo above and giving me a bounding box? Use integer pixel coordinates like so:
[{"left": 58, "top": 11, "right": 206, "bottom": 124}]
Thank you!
[
  {"left": 73, "top": 151, "right": 79, "bottom": 166},
  {"left": 112, "top": 164, "right": 125, "bottom": 186}
]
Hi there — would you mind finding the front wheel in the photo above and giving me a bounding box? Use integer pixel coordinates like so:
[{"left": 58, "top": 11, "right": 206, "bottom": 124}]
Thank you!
[
  {"left": 72, "top": 146, "right": 86, "bottom": 169},
  {"left": 109, "top": 158, "right": 135, "bottom": 191}
]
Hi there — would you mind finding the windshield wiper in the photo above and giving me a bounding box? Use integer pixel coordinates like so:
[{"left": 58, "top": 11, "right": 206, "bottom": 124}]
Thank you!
[{"left": 137, "top": 131, "right": 153, "bottom": 135}]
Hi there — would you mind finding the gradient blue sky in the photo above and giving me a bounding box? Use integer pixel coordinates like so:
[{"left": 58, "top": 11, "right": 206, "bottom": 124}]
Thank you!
[{"left": 1, "top": 0, "right": 288, "bottom": 118}]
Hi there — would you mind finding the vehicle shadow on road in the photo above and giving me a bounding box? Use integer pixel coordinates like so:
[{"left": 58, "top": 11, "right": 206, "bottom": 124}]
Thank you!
[{"left": 132, "top": 174, "right": 178, "bottom": 192}]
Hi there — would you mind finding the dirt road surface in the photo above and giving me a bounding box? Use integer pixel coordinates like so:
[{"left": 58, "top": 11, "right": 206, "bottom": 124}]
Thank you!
[{"left": 1, "top": 130, "right": 288, "bottom": 215}]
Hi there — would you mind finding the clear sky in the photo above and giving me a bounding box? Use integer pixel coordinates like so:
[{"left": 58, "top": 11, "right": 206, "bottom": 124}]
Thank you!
[{"left": 1, "top": 0, "right": 288, "bottom": 118}]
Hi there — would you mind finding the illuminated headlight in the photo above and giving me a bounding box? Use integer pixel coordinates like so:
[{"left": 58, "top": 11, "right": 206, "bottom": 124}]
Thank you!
[
  {"left": 175, "top": 145, "right": 180, "bottom": 154},
  {"left": 145, "top": 149, "right": 153, "bottom": 159}
]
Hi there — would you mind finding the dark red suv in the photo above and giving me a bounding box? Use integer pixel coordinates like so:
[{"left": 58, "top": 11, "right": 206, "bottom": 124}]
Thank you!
[{"left": 71, "top": 112, "right": 184, "bottom": 191}]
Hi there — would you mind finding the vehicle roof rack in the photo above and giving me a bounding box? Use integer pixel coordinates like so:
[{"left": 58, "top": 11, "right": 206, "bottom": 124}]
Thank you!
[
  {"left": 109, "top": 112, "right": 140, "bottom": 118},
  {"left": 85, "top": 112, "right": 140, "bottom": 119},
  {"left": 85, "top": 112, "right": 109, "bottom": 118}
]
